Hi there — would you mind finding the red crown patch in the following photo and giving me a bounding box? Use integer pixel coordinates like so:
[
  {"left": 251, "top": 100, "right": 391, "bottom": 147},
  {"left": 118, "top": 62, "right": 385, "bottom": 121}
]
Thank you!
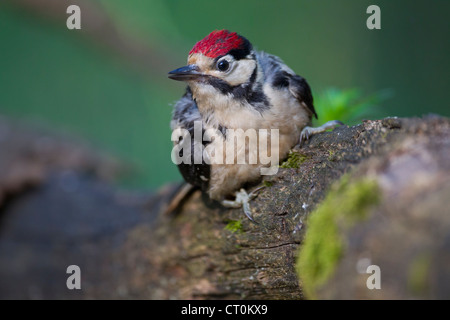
[{"left": 189, "top": 30, "right": 244, "bottom": 58}]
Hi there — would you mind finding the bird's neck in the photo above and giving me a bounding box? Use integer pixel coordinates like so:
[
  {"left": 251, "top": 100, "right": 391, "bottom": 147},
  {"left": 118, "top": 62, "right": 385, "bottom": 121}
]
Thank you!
[
  {"left": 191, "top": 83, "right": 234, "bottom": 111},
  {"left": 190, "top": 83, "right": 266, "bottom": 131},
  {"left": 190, "top": 84, "right": 236, "bottom": 128}
]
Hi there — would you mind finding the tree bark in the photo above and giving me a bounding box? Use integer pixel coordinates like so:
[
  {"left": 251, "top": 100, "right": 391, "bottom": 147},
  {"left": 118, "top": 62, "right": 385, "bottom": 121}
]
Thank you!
[{"left": 0, "top": 115, "right": 449, "bottom": 299}]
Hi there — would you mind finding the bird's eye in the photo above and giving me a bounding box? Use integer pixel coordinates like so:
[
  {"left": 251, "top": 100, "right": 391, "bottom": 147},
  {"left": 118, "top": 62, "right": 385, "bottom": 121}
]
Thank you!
[{"left": 217, "top": 59, "right": 230, "bottom": 72}]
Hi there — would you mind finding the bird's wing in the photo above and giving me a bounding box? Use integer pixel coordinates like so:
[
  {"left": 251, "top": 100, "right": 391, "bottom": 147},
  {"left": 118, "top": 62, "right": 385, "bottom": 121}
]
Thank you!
[
  {"left": 171, "top": 87, "right": 211, "bottom": 191},
  {"left": 287, "top": 73, "right": 318, "bottom": 119},
  {"left": 171, "top": 87, "right": 203, "bottom": 131},
  {"left": 258, "top": 51, "right": 317, "bottom": 119}
]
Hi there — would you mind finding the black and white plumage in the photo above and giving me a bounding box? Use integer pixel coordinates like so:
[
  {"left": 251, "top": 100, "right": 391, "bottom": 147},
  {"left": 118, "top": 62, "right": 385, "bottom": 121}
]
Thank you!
[{"left": 168, "top": 30, "right": 341, "bottom": 220}]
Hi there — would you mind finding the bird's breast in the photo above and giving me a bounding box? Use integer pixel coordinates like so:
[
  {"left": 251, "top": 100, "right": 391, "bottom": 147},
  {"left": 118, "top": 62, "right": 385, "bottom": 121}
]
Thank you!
[{"left": 186, "top": 82, "right": 312, "bottom": 200}]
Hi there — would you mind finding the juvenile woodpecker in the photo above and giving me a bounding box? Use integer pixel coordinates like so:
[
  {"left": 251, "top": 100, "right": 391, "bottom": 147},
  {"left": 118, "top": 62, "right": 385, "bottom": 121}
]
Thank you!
[{"left": 168, "top": 30, "right": 341, "bottom": 221}]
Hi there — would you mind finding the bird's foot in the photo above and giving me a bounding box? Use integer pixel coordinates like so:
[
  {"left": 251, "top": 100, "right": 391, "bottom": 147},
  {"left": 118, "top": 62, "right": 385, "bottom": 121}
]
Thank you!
[
  {"left": 221, "top": 186, "right": 265, "bottom": 224},
  {"left": 299, "top": 120, "right": 344, "bottom": 146}
]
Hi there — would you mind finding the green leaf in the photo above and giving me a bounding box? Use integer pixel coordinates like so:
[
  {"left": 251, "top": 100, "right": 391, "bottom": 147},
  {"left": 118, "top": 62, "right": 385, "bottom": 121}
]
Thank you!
[{"left": 314, "top": 88, "right": 393, "bottom": 126}]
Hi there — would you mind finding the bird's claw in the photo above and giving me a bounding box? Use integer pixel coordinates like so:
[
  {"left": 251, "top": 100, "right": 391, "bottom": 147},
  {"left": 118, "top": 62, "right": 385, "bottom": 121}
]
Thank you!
[
  {"left": 299, "top": 126, "right": 312, "bottom": 146},
  {"left": 299, "top": 120, "right": 344, "bottom": 147},
  {"left": 249, "top": 186, "right": 265, "bottom": 199},
  {"left": 221, "top": 186, "right": 265, "bottom": 224}
]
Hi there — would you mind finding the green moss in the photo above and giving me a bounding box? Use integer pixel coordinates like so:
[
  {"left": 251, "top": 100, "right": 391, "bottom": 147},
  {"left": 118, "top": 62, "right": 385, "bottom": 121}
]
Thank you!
[
  {"left": 280, "top": 151, "right": 308, "bottom": 169},
  {"left": 327, "top": 150, "right": 336, "bottom": 161},
  {"left": 296, "top": 175, "right": 381, "bottom": 299},
  {"left": 224, "top": 219, "right": 244, "bottom": 234},
  {"left": 263, "top": 180, "right": 274, "bottom": 187},
  {"left": 407, "top": 253, "right": 432, "bottom": 296}
]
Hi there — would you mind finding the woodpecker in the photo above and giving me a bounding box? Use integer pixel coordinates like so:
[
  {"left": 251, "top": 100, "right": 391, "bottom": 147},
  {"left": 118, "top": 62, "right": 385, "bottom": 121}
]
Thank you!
[{"left": 168, "top": 30, "right": 342, "bottom": 222}]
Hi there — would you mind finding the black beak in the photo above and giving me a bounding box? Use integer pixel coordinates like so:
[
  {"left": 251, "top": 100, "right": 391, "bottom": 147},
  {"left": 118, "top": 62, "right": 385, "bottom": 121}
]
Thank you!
[{"left": 168, "top": 64, "right": 202, "bottom": 81}]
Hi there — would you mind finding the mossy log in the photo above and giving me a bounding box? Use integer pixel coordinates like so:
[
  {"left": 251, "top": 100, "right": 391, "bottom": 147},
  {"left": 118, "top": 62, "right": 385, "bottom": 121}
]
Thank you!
[{"left": 0, "top": 116, "right": 449, "bottom": 299}]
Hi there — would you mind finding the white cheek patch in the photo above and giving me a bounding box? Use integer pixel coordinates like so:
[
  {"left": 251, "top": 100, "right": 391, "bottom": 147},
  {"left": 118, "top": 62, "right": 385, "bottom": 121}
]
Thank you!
[{"left": 223, "top": 59, "right": 256, "bottom": 86}]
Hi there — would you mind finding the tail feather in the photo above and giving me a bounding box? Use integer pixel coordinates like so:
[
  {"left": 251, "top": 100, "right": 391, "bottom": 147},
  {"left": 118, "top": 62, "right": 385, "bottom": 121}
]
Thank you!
[{"left": 161, "top": 182, "right": 197, "bottom": 215}]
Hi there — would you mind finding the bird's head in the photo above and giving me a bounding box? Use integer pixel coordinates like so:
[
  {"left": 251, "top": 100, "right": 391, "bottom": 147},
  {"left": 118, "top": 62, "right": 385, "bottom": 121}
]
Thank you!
[{"left": 169, "top": 30, "right": 257, "bottom": 90}]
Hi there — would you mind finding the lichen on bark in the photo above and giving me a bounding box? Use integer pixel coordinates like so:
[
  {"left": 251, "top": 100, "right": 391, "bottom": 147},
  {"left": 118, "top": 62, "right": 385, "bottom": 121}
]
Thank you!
[{"left": 296, "top": 174, "right": 380, "bottom": 299}]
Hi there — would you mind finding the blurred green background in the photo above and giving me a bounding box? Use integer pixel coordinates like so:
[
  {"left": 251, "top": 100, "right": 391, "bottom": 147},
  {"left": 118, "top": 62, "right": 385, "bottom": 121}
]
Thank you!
[{"left": 0, "top": 0, "right": 449, "bottom": 189}]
